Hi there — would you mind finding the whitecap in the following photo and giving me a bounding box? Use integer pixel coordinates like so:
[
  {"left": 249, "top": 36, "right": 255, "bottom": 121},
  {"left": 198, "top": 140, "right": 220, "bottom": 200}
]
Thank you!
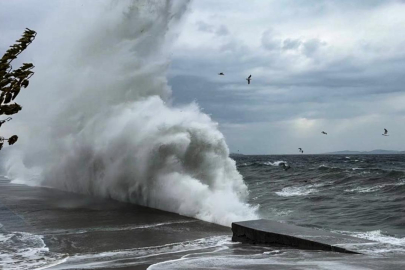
[
  {"left": 50, "top": 235, "right": 231, "bottom": 269},
  {"left": 0, "top": 231, "right": 65, "bottom": 269},
  {"left": 262, "top": 161, "right": 288, "bottom": 166},
  {"left": 336, "top": 230, "right": 405, "bottom": 255},
  {"left": 275, "top": 186, "right": 318, "bottom": 197},
  {"left": 353, "top": 230, "right": 405, "bottom": 247},
  {"left": 344, "top": 181, "right": 405, "bottom": 193}
]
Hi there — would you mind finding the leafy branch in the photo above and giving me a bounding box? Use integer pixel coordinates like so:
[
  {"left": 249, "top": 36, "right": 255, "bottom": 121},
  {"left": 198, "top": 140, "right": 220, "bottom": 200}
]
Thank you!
[{"left": 0, "top": 28, "right": 37, "bottom": 150}]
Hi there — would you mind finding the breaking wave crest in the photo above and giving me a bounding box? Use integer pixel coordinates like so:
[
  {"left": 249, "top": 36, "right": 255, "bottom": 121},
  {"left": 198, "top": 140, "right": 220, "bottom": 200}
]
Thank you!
[
  {"left": 275, "top": 186, "right": 319, "bottom": 197},
  {"left": 237, "top": 160, "right": 287, "bottom": 168},
  {"left": 0, "top": 230, "right": 66, "bottom": 269},
  {"left": 5, "top": 0, "right": 257, "bottom": 226}
]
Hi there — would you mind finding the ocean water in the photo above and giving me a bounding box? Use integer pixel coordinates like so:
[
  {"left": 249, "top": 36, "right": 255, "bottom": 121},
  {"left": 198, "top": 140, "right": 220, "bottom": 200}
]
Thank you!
[
  {"left": 149, "top": 154, "right": 405, "bottom": 269},
  {"left": 2, "top": 155, "right": 405, "bottom": 269},
  {"left": 237, "top": 154, "right": 405, "bottom": 247}
]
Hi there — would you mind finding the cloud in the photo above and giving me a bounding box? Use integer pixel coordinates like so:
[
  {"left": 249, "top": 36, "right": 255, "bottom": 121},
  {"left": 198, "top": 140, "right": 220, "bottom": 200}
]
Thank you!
[
  {"left": 216, "top": 25, "right": 229, "bottom": 36},
  {"left": 282, "top": 38, "right": 302, "bottom": 50},
  {"left": 3, "top": 0, "right": 405, "bottom": 154},
  {"left": 196, "top": 21, "right": 229, "bottom": 36},
  {"left": 196, "top": 20, "right": 214, "bottom": 33},
  {"left": 261, "top": 29, "right": 281, "bottom": 51},
  {"left": 301, "top": 38, "right": 327, "bottom": 58}
]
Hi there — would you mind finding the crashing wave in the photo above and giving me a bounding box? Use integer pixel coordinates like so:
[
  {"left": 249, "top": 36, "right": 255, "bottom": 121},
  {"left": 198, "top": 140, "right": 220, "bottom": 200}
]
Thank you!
[{"left": 5, "top": 0, "right": 257, "bottom": 226}]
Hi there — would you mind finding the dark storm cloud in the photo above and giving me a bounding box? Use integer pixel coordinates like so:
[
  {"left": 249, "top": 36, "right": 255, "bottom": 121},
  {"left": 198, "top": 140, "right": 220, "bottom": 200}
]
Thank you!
[
  {"left": 3, "top": 0, "right": 405, "bottom": 154},
  {"left": 168, "top": 73, "right": 378, "bottom": 126}
]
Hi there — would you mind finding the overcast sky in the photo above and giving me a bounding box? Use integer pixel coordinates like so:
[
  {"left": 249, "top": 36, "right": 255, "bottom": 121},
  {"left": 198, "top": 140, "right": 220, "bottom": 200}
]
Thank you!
[{"left": 2, "top": 0, "right": 405, "bottom": 154}]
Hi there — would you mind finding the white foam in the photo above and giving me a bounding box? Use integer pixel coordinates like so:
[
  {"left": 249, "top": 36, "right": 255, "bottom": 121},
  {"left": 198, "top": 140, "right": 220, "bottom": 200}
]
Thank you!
[
  {"left": 275, "top": 186, "right": 318, "bottom": 197},
  {"left": 0, "top": 231, "right": 65, "bottom": 269},
  {"left": 50, "top": 235, "right": 231, "bottom": 269},
  {"left": 344, "top": 180, "right": 405, "bottom": 193},
  {"left": 351, "top": 167, "right": 365, "bottom": 171},
  {"left": 261, "top": 161, "right": 288, "bottom": 166},
  {"left": 5, "top": 0, "right": 258, "bottom": 227},
  {"left": 318, "top": 164, "right": 339, "bottom": 169},
  {"left": 147, "top": 252, "right": 369, "bottom": 270},
  {"left": 335, "top": 230, "right": 405, "bottom": 255},
  {"left": 344, "top": 185, "right": 384, "bottom": 193},
  {"left": 44, "top": 220, "right": 197, "bottom": 235},
  {"left": 352, "top": 230, "right": 405, "bottom": 247}
]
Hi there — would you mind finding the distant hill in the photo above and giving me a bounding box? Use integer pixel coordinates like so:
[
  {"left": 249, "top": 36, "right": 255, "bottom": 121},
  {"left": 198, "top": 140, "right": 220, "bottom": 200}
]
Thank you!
[{"left": 323, "top": 149, "right": 405, "bottom": 155}]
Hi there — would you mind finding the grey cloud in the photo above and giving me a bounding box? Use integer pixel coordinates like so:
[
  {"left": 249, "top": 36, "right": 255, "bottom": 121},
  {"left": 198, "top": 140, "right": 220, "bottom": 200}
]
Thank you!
[
  {"left": 170, "top": 30, "right": 405, "bottom": 130},
  {"left": 5, "top": 0, "right": 404, "bottom": 154},
  {"left": 196, "top": 21, "right": 214, "bottom": 33},
  {"left": 301, "top": 38, "right": 327, "bottom": 57},
  {"left": 174, "top": 0, "right": 405, "bottom": 153},
  {"left": 168, "top": 73, "right": 377, "bottom": 127},
  {"left": 216, "top": 25, "right": 229, "bottom": 36},
  {"left": 282, "top": 38, "right": 302, "bottom": 50},
  {"left": 261, "top": 29, "right": 281, "bottom": 51},
  {"left": 196, "top": 21, "right": 229, "bottom": 36}
]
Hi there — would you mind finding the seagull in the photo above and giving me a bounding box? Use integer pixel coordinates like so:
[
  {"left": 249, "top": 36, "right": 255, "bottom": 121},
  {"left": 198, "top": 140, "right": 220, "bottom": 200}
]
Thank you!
[
  {"left": 298, "top": 148, "right": 304, "bottom": 154},
  {"left": 382, "top": 128, "right": 389, "bottom": 136},
  {"left": 322, "top": 131, "right": 327, "bottom": 135},
  {"left": 279, "top": 162, "right": 291, "bottom": 171},
  {"left": 218, "top": 72, "right": 224, "bottom": 75},
  {"left": 246, "top": 75, "right": 252, "bottom": 84}
]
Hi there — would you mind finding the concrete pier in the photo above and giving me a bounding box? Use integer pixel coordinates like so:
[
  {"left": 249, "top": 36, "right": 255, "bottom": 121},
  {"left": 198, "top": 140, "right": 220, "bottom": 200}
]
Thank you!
[{"left": 232, "top": 219, "right": 375, "bottom": 254}]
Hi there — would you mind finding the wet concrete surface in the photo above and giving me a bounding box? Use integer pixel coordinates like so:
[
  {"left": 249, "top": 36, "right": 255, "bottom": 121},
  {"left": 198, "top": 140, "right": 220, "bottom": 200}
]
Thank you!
[
  {"left": 0, "top": 178, "right": 230, "bottom": 269},
  {"left": 232, "top": 219, "right": 375, "bottom": 254}
]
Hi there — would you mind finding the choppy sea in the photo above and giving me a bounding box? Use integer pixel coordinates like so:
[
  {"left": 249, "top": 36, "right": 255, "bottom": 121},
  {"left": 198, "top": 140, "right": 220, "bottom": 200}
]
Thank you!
[
  {"left": 2, "top": 154, "right": 405, "bottom": 269},
  {"left": 148, "top": 154, "right": 405, "bottom": 269},
  {"left": 238, "top": 154, "right": 405, "bottom": 249}
]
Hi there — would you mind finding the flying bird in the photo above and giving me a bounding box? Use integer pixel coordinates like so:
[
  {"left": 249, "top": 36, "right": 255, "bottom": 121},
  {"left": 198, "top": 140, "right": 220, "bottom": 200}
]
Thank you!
[
  {"left": 246, "top": 75, "right": 252, "bottom": 84},
  {"left": 322, "top": 131, "right": 327, "bottom": 135},
  {"left": 298, "top": 148, "right": 303, "bottom": 154},
  {"left": 218, "top": 72, "right": 224, "bottom": 75},
  {"left": 382, "top": 128, "right": 389, "bottom": 136}
]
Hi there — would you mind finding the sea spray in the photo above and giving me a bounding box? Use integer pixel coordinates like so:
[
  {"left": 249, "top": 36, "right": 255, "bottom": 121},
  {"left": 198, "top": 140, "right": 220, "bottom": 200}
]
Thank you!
[{"left": 5, "top": 0, "right": 258, "bottom": 226}]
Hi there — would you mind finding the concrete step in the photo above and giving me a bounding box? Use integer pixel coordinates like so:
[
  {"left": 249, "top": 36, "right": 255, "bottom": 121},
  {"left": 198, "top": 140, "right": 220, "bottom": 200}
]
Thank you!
[{"left": 232, "top": 219, "right": 375, "bottom": 254}]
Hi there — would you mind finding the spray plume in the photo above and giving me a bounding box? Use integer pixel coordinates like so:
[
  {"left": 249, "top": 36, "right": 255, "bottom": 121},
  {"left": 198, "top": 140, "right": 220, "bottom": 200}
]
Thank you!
[{"left": 5, "top": 0, "right": 258, "bottom": 226}]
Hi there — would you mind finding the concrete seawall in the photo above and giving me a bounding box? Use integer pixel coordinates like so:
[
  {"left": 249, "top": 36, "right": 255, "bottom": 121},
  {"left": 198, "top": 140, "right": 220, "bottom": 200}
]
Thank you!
[
  {"left": 0, "top": 177, "right": 230, "bottom": 269},
  {"left": 232, "top": 219, "right": 375, "bottom": 254}
]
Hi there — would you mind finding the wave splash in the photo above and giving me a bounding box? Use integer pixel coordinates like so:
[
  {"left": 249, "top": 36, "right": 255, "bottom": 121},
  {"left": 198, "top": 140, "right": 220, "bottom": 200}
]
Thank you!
[
  {"left": 0, "top": 231, "right": 66, "bottom": 269},
  {"left": 5, "top": 0, "right": 257, "bottom": 226}
]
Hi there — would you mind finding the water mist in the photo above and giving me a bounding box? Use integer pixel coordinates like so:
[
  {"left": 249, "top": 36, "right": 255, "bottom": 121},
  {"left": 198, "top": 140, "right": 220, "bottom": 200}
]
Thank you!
[{"left": 5, "top": 0, "right": 258, "bottom": 226}]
